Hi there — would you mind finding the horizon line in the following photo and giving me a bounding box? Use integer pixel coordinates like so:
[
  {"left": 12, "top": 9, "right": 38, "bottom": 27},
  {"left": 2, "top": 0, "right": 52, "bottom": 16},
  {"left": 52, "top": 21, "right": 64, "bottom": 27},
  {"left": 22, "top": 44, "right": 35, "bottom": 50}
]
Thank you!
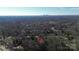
[{"left": 0, "top": 14, "right": 79, "bottom": 16}]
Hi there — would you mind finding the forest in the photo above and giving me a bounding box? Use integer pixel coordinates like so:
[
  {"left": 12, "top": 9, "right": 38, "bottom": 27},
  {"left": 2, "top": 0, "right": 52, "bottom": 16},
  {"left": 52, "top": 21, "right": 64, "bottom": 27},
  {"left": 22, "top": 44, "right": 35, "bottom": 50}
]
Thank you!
[{"left": 0, "top": 15, "right": 79, "bottom": 51}]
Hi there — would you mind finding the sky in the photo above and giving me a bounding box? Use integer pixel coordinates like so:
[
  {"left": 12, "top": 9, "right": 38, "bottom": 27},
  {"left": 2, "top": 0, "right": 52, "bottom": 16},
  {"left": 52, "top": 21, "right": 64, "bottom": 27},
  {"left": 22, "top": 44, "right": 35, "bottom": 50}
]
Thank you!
[{"left": 0, "top": 7, "right": 79, "bottom": 16}]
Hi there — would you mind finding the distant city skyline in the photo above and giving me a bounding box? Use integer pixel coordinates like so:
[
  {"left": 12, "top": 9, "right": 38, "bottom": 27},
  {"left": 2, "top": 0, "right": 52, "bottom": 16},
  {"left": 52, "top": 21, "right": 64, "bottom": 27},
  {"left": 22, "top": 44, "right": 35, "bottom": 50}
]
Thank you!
[{"left": 0, "top": 7, "right": 79, "bottom": 16}]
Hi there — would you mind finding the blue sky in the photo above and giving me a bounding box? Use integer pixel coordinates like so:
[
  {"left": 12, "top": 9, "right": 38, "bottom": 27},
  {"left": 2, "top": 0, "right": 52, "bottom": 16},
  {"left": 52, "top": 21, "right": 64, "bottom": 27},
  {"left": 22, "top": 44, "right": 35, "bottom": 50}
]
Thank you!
[{"left": 0, "top": 7, "right": 79, "bottom": 15}]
